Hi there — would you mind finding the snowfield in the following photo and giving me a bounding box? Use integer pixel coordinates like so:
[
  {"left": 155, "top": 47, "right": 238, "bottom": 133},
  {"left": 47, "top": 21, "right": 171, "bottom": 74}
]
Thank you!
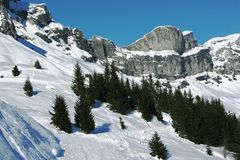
[
  {"left": 0, "top": 100, "right": 62, "bottom": 160},
  {"left": 0, "top": 1, "right": 240, "bottom": 159},
  {"left": 0, "top": 29, "right": 238, "bottom": 159}
]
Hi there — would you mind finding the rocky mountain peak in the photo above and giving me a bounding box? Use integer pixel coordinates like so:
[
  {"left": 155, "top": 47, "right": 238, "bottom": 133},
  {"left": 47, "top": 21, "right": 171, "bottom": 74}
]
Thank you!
[
  {"left": 27, "top": 3, "right": 52, "bottom": 27},
  {"left": 126, "top": 25, "right": 198, "bottom": 54}
]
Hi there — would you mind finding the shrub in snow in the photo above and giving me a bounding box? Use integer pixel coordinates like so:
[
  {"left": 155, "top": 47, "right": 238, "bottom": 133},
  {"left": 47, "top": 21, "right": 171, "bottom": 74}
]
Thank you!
[
  {"left": 119, "top": 117, "right": 126, "bottom": 130},
  {"left": 206, "top": 146, "right": 213, "bottom": 156},
  {"left": 149, "top": 132, "right": 168, "bottom": 160},
  {"left": 34, "top": 60, "right": 42, "bottom": 69},
  {"left": 12, "top": 65, "right": 21, "bottom": 77},
  {"left": 23, "top": 77, "right": 33, "bottom": 97}
]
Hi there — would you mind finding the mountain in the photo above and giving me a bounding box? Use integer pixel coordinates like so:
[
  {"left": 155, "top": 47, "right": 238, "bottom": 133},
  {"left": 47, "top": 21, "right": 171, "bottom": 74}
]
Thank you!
[{"left": 0, "top": 0, "right": 240, "bottom": 160}]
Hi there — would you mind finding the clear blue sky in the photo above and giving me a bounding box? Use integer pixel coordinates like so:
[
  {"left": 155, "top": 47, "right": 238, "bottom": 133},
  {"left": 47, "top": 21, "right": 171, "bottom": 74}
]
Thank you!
[{"left": 24, "top": 0, "right": 240, "bottom": 46}]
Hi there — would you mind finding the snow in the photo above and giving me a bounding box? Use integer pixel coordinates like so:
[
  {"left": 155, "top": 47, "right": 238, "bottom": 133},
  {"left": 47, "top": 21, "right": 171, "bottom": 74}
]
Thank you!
[
  {"left": 115, "top": 48, "right": 179, "bottom": 59},
  {"left": 182, "top": 31, "right": 193, "bottom": 36},
  {"left": 0, "top": 2, "right": 239, "bottom": 159},
  {"left": 0, "top": 100, "right": 62, "bottom": 160},
  {"left": 181, "top": 46, "right": 209, "bottom": 57},
  {"left": 204, "top": 34, "right": 240, "bottom": 68},
  {"left": 0, "top": 31, "right": 236, "bottom": 159}
]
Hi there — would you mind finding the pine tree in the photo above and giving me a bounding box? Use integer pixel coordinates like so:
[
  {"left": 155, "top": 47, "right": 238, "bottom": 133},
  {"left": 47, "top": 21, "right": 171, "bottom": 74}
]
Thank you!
[
  {"left": 138, "top": 78, "right": 153, "bottom": 121},
  {"left": 34, "top": 60, "right": 42, "bottom": 69},
  {"left": 149, "top": 132, "right": 168, "bottom": 160},
  {"left": 119, "top": 117, "right": 126, "bottom": 130},
  {"left": 74, "top": 94, "right": 95, "bottom": 134},
  {"left": 103, "top": 63, "right": 111, "bottom": 101},
  {"left": 12, "top": 65, "right": 21, "bottom": 77},
  {"left": 49, "top": 95, "right": 72, "bottom": 133},
  {"left": 23, "top": 77, "right": 33, "bottom": 97},
  {"left": 71, "top": 61, "right": 85, "bottom": 96}
]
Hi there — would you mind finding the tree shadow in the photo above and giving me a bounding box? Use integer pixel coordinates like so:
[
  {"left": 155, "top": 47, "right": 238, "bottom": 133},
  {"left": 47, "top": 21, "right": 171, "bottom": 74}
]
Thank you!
[
  {"left": 92, "top": 100, "right": 102, "bottom": 109},
  {"left": 33, "top": 91, "right": 42, "bottom": 96},
  {"left": 93, "top": 123, "right": 111, "bottom": 134}
]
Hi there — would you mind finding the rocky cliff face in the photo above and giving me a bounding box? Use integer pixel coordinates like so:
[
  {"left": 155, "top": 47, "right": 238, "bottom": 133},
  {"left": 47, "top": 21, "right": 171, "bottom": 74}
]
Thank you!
[
  {"left": 204, "top": 34, "right": 240, "bottom": 75},
  {"left": 183, "top": 31, "right": 198, "bottom": 52},
  {"left": 114, "top": 47, "right": 212, "bottom": 80},
  {"left": 126, "top": 26, "right": 198, "bottom": 55},
  {"left": 0, "top": 4, "right": 17, "bottom": 38},
  {"left": 127, "top": 26, "right": 186, "bottom": 54},
  {"left": 182, "top": 47, "right": 213, "bottom": 76},
  {"left": 89, "top": 36, "right": 116, "bottom": 60}
]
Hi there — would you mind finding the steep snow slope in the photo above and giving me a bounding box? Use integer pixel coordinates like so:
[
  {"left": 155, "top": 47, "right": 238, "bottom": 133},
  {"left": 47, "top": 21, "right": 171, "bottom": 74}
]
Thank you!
[
  {"left": 0, "top": 100, "right": 61, "bottom": 160},
  {"left": 0, "top": 31, "right": 236, "bottom": 159}
]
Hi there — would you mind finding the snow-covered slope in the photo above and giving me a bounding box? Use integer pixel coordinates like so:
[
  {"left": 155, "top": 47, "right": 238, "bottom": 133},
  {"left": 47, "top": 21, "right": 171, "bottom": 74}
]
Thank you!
[
  {"left": 0, "top": 100, "right": 61, "bottom": 160},
  {"left": 0, "top": 1, "right": 240, "bottom": 160},
  {"left": 0, "top": 30, "right": 237, "bottom": 159}
]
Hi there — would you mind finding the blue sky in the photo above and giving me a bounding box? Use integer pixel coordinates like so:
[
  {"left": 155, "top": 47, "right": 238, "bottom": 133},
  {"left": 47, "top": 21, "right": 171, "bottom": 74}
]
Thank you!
[{"left": 24, "top": 0, "right": 240, "bottom": 46}]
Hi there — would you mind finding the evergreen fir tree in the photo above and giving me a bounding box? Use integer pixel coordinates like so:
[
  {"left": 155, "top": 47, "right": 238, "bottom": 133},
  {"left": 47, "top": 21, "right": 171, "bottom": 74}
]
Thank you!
[
  {"left": 12, "top": 65, "right": 21, "bottom": 77},
  {"left": 149, "top": 132, "right": 168, "bottom": 160},
  {"left": 34, "top": 60, "right": 42, "bottom": 69},
  {"left": 71, "top": 61, "right": 85, "bottom": 96},
  {"left": 138, "top": 78, "right": 153, "bottom": 121},
  {"left": 74, "top": 94, "right": 95, "bottom": 134},
  {"left": 23, "top": 77, "right": 33, "bottom": 97},
  {"left": 49, "top": 95, "right": 72, "bottom": 133},
  {"left": 103, "top": 63, "right": 111, "bottom": 101},
  {"left": 119, "top": 117, "right": 126, "bottom": 130}
]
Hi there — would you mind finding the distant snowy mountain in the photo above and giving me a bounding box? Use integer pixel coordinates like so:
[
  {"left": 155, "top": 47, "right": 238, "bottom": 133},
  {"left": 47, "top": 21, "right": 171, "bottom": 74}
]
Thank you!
[{"left": 0, "top": 0, "right": 239, "bottom": 160}]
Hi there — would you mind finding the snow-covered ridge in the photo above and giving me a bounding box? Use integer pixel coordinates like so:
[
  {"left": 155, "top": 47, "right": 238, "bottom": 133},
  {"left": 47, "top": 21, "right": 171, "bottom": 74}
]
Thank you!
[
  {"left": 182, "top": 30, "right": 193, "bottom": 36},
  {"left": 115, "top": 48, "right": 179, "bottom": 59},
  {"left": 130, "top": 25, "right": 182, "bottom": 45},
  {"left": 0, "top": 100, "right": 62, "bottom": 160},
  {"left": 182, "top": 46, "right": 209, "bottom": 57}
]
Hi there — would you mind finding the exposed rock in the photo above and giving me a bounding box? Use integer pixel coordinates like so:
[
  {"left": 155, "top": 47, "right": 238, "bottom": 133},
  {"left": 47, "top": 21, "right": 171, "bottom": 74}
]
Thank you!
[
  {"left": 127, "top": 26, "right": 186, "bottom": 54},
  {"left": 212, "top": 75, "right": 222, "bottom": 84},
  {"left": 196, "top": 74, "right": 210, "bottom": 81},
  {"left": 182, "top": 47, "right": 213, "bottom": 76},
  {"left": 183, "top": 31, "right": 198, "bottom": 52},
  {"left": 89, "top": 36, "right": 116, "bottom": 60},
  {"left": 179, "top": 80, "right": 190, "bottom": 89},
  {"left": 114, "top": 50, "right": 182, "bottom": 80},
  {"left": 0, "top": 7, "right": 17, "bottom": 38},
  {"left": 27, "top": 4, "right": 52, "bottom": 28},
  {"left": 204, "top": 34, "right": 240, "bottom": 75},
  {"left": 72, "top": 29, "right": 94, "bottom": 55},
  {"left": 162, "top": 81, "right": 172, "bottom": 89},
  {"left": 35, "top": 32, "right": 52, "bottom": 43}
]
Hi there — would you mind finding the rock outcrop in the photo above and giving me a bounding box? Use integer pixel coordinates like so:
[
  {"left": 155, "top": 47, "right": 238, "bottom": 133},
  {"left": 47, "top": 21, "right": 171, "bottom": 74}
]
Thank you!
[
  {"left": 114, "top": 47, "right": 213, "bottom": 80},
  {"left": 89, "top": 36, "right": 116, "bottom": 60},
  {"left": 204, "top": 34, "right": 240, "bottom": 75},
  {"left": 127, "top": 26, "right": 186, "bottom": 54},
  {"left": 182, "top": 47, "right": 213, "bottom": 76},
  {"left": 0, "top": 5, "right": 17, "bottom": 38},
  {"left": 126, "top": 26, "right": 198, "bottom": 55},
  {"left": 183, "top": 31, "right": 198, "bottom": 52},
  {"left": 27, "top": 4, "right": 52, "bottom": 28}
]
